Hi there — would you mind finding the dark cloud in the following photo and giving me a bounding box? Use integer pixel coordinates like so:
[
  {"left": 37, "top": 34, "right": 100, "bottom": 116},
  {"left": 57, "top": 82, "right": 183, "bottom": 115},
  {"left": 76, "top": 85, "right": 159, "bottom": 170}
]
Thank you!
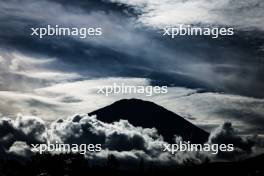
[
  {"left": 214, "top": 109, "right": 264, "bottom": 134},
  {"left": 208, "top": 122, "right": 261, "bottom": 160},
  {"left": 0, "top": 116, "right": 46, "bottom": 149},
  {"left": 0, "top": 0, "right": 264, "bottom": 98},
  {"left": 0, "top": 115, "right": 204, "bottom": 167},
  {"left": 209, "top": 122, "right": 254, "bottom": 151},
  {"left": 0, "top": 114, "right": 263, "bottom": 168}
]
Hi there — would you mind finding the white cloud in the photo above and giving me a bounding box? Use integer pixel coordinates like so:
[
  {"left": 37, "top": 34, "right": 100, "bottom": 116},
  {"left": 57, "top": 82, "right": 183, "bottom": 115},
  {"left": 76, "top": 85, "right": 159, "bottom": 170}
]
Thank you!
[
  {"left": 0, "top": 51, "right": 83, "bottom": 119},
  {"left": 8, "top": 141, "right": 33, "bottom": 158},
  {"left": 0, "top": 51, "right": 81, "bottom": 91},
  {"left": 0, "top": 0, "right": 155, "bottom": 54},
  {"left": 0, "top": 114, "right": 210, "bottom": 167},
  {"left": 108, "top": 0, "right": 264, "bottom": 30},
  {"left": 1, "top": 71, "right": 263, "bottom": 136},
  {"left": 1, "top": 114, "right": 262, "bottom": 168}
]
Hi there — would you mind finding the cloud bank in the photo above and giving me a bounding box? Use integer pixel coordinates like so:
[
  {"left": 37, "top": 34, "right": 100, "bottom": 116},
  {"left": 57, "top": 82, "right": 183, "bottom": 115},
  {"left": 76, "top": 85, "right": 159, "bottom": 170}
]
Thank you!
[{"left": 0, "top": 114, "right": 262, "bottom": 168}]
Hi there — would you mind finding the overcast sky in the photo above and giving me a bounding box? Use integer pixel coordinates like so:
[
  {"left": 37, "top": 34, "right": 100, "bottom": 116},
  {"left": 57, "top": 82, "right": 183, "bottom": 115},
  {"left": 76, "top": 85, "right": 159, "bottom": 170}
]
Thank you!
[{"left": 0, "top": 0, "right": 264, "bottom": 137}]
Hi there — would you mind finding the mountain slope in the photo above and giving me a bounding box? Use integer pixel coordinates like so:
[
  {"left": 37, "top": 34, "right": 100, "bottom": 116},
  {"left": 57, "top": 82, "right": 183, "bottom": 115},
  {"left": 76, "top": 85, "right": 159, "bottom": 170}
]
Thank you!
[{"left": 89, "top": 99, "right": 209, "bottom": 143}]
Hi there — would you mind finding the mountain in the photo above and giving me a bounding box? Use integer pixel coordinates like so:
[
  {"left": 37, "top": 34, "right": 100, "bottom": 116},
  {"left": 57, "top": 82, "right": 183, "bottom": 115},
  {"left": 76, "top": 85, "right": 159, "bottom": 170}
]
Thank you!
[{"left": 89, "top": 99, "right": 209, "bottom": 144}]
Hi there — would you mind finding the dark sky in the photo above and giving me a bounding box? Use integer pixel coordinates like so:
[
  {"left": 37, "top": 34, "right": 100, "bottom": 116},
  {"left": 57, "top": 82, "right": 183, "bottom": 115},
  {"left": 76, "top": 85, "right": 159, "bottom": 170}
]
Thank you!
[{"left": 0, "top": 0, "right": 263, "bottom": 136}]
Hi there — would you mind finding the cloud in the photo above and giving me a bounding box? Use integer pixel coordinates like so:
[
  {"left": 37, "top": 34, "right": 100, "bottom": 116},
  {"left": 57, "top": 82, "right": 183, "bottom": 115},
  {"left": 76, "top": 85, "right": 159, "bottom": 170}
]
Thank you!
[
  {"left": 207, "top": 122, "right": 263, "bottom": 160},
  {"left": 1, "top": 0, "right": 264, "bottom": 99},
  {"left": 162, "top": 91, "right": 264, "bottom": 134},
  {"left": 0, "top": 115, "right": 46, "bottom": 149},
  {"left": 208, "top": 122, "right": 253, "bottom": 150},
  {"left": 0, "top": 0, "right": 154, "bottom": 56},
  {"left": 33, "top": 77, "right": 264, "bottom": 136},
  {"left": 0, "top": 51, "right": 82, "bottom": 119},
  {"left": 0, "top": 51, "right": 81, "bottom": 91},
  {"left": 107, "top": 0, "right": 264, "bottom": 30},
  {"left": 0, "top": 73, "right": 263, "bottom": 136},
  {"left": 0, "top": 114, "right": 263, "bottom": 169},
  {"left": 0, "top": 114, "right": 208, "bottom": 168},
  {"left": 8, "top": 141, "right": 33, "bottom": 158}
]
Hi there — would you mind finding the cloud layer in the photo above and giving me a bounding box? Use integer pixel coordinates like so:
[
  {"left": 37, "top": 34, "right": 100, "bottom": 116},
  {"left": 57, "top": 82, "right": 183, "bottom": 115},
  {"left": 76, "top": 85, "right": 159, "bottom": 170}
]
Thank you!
[
  {"left": 1, "top": 0, "right": 264, "bottom": 98},
  {"left": 1, "top": 114, "right": 262, "bottom": 168},
  {"left": 108, "top": 0, "right": 264, "bottom": 30}
]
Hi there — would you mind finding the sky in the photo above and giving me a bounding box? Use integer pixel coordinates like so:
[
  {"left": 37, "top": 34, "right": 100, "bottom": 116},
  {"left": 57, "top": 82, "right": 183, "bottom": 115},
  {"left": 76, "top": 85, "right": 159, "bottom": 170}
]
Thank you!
[{"left": 0, "top": 0, "right": 264, "bottom": 139}]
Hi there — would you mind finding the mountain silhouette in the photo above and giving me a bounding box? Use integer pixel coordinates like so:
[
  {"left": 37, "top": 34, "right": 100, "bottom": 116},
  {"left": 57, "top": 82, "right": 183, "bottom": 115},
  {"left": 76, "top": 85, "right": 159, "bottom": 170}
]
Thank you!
[{"left": 89, "top": 99, "right": 209, "bottom": 143}]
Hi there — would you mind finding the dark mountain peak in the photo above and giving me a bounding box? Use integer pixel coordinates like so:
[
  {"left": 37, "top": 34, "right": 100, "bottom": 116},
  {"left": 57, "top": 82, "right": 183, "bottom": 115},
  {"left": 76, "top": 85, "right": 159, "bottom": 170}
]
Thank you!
[
  {"left": 110, "top": 98, "right": 156, "bottom": 106},
  {"left": 89, "top": 98, "right": 209, "bottom": 144},
  {"left": 103, "top": 98, "right": 174, "bottom": 114}
]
